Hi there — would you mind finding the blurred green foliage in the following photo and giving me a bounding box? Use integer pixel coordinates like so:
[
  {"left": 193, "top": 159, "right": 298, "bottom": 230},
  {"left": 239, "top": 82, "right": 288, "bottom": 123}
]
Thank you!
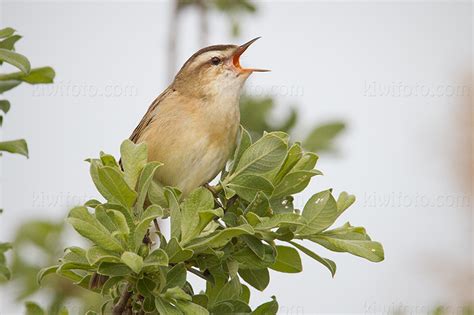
[
  {"left": 2, "top": 220, "right": 101, "bottom": 314},
  {"left": 178, "top": 0, "right": 257, "bottom": 37},
  {"left": 0, "top": 26, "right": 55, "bottom": 285},
  {"left": 240, "top": 96, "right": 346, "bottom": 153}
]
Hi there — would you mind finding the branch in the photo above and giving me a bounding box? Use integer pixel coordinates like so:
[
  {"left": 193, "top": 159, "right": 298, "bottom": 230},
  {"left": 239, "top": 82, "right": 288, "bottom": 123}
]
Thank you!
[
  {"left": 167, "top": 0, "right": 181, "bottom": 81},
  {"left": 112, "top": 283, "right": 133, "bottom": 315},
  {"left": 187, "top": 267, "right": 208, "bottom": 281}
]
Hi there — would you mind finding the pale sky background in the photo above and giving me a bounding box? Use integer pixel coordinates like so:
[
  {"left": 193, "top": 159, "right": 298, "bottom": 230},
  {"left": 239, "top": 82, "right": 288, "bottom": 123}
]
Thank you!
[{"left": 0, "top": 1, "right": 472, "bottom": 314}]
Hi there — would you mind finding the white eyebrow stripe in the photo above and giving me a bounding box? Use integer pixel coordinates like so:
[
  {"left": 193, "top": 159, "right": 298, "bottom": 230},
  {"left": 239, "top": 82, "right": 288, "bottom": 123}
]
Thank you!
[{"left": 192, "top": 51, "right": 224, "bottom": 66}]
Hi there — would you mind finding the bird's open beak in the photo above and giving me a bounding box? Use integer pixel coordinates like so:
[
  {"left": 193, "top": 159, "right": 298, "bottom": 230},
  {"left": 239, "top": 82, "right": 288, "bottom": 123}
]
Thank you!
[{"left": 232, "top": 37, "right": 270, "bottom": 73}]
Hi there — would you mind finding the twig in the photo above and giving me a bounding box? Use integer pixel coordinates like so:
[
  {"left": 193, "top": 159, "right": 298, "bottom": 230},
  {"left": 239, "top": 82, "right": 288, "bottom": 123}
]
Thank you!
[
  {"left": 112, "top": 283, "right": 133, "bottom": 315},
  {"left": 167, "top": 0, "right": 181, "bottom": 81},
  {"left": 153, "top": 218, "right": 161, "bottom": 234},
  {"left": 204, "top": 183, "right": 224, "bottom": 209},
  {"left": 187, "top": 267, "right": 208, "bottom": 281},
  {"left": 197, "top": 0, "right": 208, "bottom": 46}
]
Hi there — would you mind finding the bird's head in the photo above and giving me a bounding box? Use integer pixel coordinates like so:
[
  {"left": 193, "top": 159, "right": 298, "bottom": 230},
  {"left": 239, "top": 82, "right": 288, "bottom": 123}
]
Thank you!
[{"left": 172, "top": 37, "right": 269, "bottom": 98}]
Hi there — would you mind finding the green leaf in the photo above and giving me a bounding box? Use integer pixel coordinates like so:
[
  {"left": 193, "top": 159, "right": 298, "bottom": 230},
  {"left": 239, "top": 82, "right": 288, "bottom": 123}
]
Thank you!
[
  {"left": 86, "top": 246, "right": 120, "bottom": 265},
  {"left": 137, "top": 276, "right": 156, "bottom": 297},
  {"left": 165, "top": 188, "right": 182, "bottom": 239},
  {"left": 0, "top": 100, "right": 10, "bottom": 113},
  {"left": 135, "top": 161, "right": 162, "bottom": 214},
  {"left": 309, "top": 223, "right": 384, "bottom": 262},
  {"left": 0, "top": 263, "right": 11, "bottom": 281},
  {"left": 288, "top": 241, "right": 336, "bottom": 277},
  {"left": 98, "top": 262, "right": 132, "bottom": 276},
  {"left": 0, "top": 34, "right": 21, "bottom": 50},
  {"left": 100, "top": 152, "right": 120, "bottom": 168},
  {"left": 254, "top": 213, "right": 304, "bottom": 230},
  {"left": 103, "top": 203, "right": 134, "bottom": 230},
  {"left": 163, "top": 286, "right": 192, "bottom": 301},
  {"left": 227, "top": 174, "right": 274, "bottom": 202},
  {"left": 58, "top": 306, "right": 69, "bottom": 315},
  {"left": 211, "top": 300, "right": 251, "bottom": 314},
  {"left": 240, "top": 235, "right": 265, "bottom": 259},
  {"left": 120, "top": 251, "right": 143, "bottom": 274},
  {"left": 238, "top": 268, "right": 269, "bottom": 291},
  {"left": 0, "top": 67, "right": 55, "bottom": 84},
  {"left": 0, "top": 242, "right": 12, "bottom": 253},
  {"left": 175, "top": 300, "right": 209, "bottom": 315},
  {"left": 166, "top": 238, "right": 194, "bottom": 264},
  {"left": 220, "top": 181, "right": 236, "bottom": 199},
  {"left": 144, "top": 248, "right": 169, "bottom": 267},
  {"left": 337, "top": 191, "right": 356, "bottom": 215},
  {"left": 62, "top": 246, "right": 89, "bottom": 265},
  {"left": 210, "top": 276, "right": 242, "bottom": 306},
  {"left": 229, "top": 126, "right": 252, "bottom": 174},
  {"left": 245, "top": 192, "right": 271, "bottom": 217},
  {"left": 101, "top": 276, "right": 124, "bottom": 295},
  {"left": 0, "top": 80, "right": 21, "bottom": 94},
  {"left": 0, "top": 48, "right": 30, "bottom": 73},
  {"left": 165, "top": 263, "right": 187, "bottom": 289},
  {"left": 25, "top": 301, "right": 45, "bottom": 315},
  {"left": 134, "top": 205, "right": 163, "bottom": 249},
  {"left": 252, "top": 296, "right": 278, "bottom": 315},
  {"left": 37, "top": 265, "right": 59, "bottom": 284},
  {"left": 297, "top": 190, "right": 338, "bottom": 235},
  {"left": 270, "top": 245, "right": 302, "bottom": 273},
  {"left": 94, "top": 205, "right": 117, "bottom": 232},
  {"left": 0, "top": 139, "right": 28, "bottom": 157},
  {"left": 303, "top": 121, "right": 345, "bottom": 152},
  {"left": 272, "top": 170, "right": 322, "bottom": 198},
  {"left": 88, "top": 159, "right": 113, "bottom": 201},
  {"left": 273, "top": 143, "right": 303, "bottom": 184},
  {"left": 187, "top": 224, "right": 254, "bottom": 251},
  {"left": 233, "top": 244, "right": 276, "bottom": 270},
  {"left": 181, "top": 187, "right": 215, "bottom": 242},
  {"left": 97, "top": 166, "right": 137, "bottom": 208},
  {"left": 17, "top": 67, "right": 55, "bottom": 84},
  {"left": 120, "top": 139, "right": 148, "bottom": 189},
  {"left": 67, "top": 206, "right": 123, "bottom": 253},
  {"left": 155, "top": 296, "right": 183, "bottom": 315},
  {"left": 107, "top": 210, "right": 130, "bottom": 236},
  {"left": 245, "top": 212, "right": 262, "bottom": 226},
  {"left": 293, "top": 152, "right": 319, "bottom": 171},
  {"left": 0, "top": 27, "right": 15, "bottom": 39},
  {"left": 230, "top": 132, "right": 287, "bottom": 180}
]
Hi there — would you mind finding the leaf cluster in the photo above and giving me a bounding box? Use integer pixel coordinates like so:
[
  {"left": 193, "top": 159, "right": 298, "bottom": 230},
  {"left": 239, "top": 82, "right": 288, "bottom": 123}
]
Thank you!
[
  {"left": 0, "top": 27, "right": 55, "bottom": 288},
  {"left": 0, "top": 27, "right": 56, "bottom": 158},
  {"left": 40, "top": 127, "right": 384, "bottom": 314}
]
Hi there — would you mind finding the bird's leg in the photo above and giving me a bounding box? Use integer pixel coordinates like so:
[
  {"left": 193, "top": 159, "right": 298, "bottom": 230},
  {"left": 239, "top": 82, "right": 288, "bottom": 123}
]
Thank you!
[
  {"left": 203, "top": 183, "right": 218, "bottom": 196},
  {"left": 204, "top": 183, "right": 224, "bottom": 209},
  {"left": 225, "top": 195, "right": 239, "bottom": 210}
]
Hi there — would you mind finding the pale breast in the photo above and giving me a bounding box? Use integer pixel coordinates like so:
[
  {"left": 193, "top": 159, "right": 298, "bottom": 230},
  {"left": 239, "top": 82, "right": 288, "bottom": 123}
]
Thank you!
[{"left": 137, "top": 91, "right": 240, "bottom": 195}]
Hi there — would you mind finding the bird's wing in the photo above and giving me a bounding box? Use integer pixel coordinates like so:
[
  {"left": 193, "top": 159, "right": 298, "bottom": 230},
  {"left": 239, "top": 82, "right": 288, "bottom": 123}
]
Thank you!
[{"left": 129, "top": 87, "right": 174, "bottom": 143}]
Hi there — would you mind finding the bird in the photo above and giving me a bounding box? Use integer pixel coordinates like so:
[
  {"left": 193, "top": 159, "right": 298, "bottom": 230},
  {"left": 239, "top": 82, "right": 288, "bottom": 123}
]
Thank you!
[{"left": 129, "top": 37, "right": 269, "bottom": 195}]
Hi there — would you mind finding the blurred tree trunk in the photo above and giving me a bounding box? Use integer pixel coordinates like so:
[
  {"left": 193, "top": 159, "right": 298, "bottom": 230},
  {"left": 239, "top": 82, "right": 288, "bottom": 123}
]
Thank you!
[{"left": 167, "top": 0, "right": 181, "bottom": 81}]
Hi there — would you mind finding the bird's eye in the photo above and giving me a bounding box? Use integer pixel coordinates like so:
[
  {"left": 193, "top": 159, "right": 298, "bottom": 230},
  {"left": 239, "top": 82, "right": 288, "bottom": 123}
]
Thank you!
[{"left": 211, "top": 57, "right": 221, "bottom": 66}]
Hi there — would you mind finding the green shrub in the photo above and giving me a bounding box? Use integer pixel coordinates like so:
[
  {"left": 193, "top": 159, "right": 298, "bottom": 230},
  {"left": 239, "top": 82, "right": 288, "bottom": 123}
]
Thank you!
[{"left": 40, "top": 127, "right": 384, "bottom": 314}]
